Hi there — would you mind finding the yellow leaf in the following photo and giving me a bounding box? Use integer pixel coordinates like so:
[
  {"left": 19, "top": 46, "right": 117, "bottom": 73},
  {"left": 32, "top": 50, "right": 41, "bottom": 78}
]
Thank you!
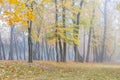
[
  {"left": 13, "top": 16, "right": 20, "bottom": 22},
  {"left": 27, "top": 11, "right": 34, "bottom": 21},
  {"left": 22, "top": 20, "right": 28, "bottom": 27},
  {"left": 19, "top": 14, "right": 24, "bottom": 20},
  {"left": 0, "top": 0, "right": 3, "bottom": 4},
  {"left": 30, "top": 0, "right": 34, "bottom": 2},
  {"left": 9, "top": 66, "right": 15, "bottom": 72},
  {"left": 64, "top": 1, "right": 72, "bottom": 7},
  {"left": 8, "top": 0, "right": 18, "bottom": 5},
  {"left": 8, "top": 19, "right": 13, "bottom": 26},
  {"left": 5, "top": 76, "right": 9, "bottom": 79},
  {"left": 20, "top": 2, "right": 26, "bottom": 9},
  {"left": 48, "top": 38, "right": 56, "bottom": 44},
  {"left": 42, "top": 0, "right": 51, "bottom": 3},
  {"left": 4, "top": 10, "right": 9, "bottom": 15}
]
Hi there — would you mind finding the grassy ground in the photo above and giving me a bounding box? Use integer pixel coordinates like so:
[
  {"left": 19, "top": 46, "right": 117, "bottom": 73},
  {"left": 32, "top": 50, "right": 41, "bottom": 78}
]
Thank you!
[{"left": 0, "top": 61, "right": 120, "bottom": 80}]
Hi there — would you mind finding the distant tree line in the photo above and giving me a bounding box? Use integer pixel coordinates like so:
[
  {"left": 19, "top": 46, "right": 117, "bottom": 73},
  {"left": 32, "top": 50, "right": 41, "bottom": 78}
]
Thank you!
[{"left": 0, "top": 0, "right": 119, "bottom": 63}]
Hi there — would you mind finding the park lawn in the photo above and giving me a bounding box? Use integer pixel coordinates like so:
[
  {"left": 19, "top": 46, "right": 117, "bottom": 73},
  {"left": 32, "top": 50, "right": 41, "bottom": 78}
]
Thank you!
[{"left": 0, "top": 61, "right": 120, "bottom": 80}]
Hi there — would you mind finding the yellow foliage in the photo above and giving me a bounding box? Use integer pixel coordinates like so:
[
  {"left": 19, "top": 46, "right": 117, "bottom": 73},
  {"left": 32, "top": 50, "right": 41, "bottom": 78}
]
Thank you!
[
  {"left": 30, "top": 0, "right": 33, "bottom": 2},
  {"left": 57, "top": 27, "right": 72, "bottom": 32},
  {"left": 2, "top": 0, "right": 35, "bottom": 26},
  {"left": 73, "top": 38, "right": 79, "bottom": 45},
  {"left": 20, "top": 2, "right": 26, "bottom": 9},
  {"left": 48, "top": 38, "right": 56, "bottom": 44},
  {"left": 27, "top": 11, "right": 34, "bottom": 21},
  {"left": 14, "top": 2, "right": 26, "bottom": 12},
  {"left": 13, "top": 16, "right": 20, "bottom": 22},
  {"left": 22, "top": 20, "right": 28, "bottom": 27},
  {"left": 57, "top": 32, "right": 66, "bottom": 39},
  {"left": 0, "top": 0, "right": 3, "bottom": 4},
  {"left": 63, "top": 1, "right": 72, "bottom": 7},
  {"left": 19, "top": 14, "right": 24, "bottom": 20},
  {"left": 8, "top": 19, "right": 13, "bottom": 26},
  {"left": 42, "top": 0, "right": 51, "bottom": 3},
  {"left": 8, "top": 0, "right": 18, "bottom": 5},
  {"left": 4, "top": 10, "right": 9, "bottom": 15}
]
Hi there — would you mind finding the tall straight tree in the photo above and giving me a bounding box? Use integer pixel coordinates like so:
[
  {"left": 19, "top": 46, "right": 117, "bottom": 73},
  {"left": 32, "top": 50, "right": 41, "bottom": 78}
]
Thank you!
[
  {"left": 26, "top": 0, "right": 36, "bottom": 63},
  {"left": 83, "top": 27, "right": 86, "bottom": 62},
  {"left": 28, "top": 20, "right": 33, "bottom": 63},
  {"left": 86, "top": 6, "right": 95, "bottom": 62},
  {"left": 0, "top": 33, "right": 5, "bottom": 60},
  {"left": 9, "top": 27, "right": 14, "bottom": 60},
  {"left": 74, "top": 0, "right": 84, "bottom": 62},
  {"left": 62, "top": 0, "right": 66, "bottom": 62},
  {"left": 100, "top": 0, "right": 108, "bottom": 62},
  {"left": 55, "top": 0, "right": 59, "bottom": 62}
]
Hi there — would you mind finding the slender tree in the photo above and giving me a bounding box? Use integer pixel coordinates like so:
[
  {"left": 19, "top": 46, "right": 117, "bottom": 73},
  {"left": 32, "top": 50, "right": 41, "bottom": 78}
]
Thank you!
[
  {"left": 100, "top": 0, "right": 108, "bottom": 62},
  {"left": 74, "top": 0, "right": 84, "bottom": 62}
]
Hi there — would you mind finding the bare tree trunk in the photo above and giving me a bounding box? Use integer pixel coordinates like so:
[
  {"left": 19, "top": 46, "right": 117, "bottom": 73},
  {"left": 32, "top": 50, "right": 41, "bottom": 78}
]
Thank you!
[
  {"left": 1, "top": 41, "right": 5, "bottom": 60},
  {"left": 15, "top": 40, "right": 19, "bottom": 60},
  {"left": 9, "top": 27, "right": 14, "bottom": 60},
  {"left": 58, "top": 39, "right": 63, "bottom": 61},
  {"left": 0, "top": 35, "right": 2, "bottom": 60},
  {"left": 41, "top": 38, "right": 44, "bottom": 60},
  {"left": 45, "top": 41, "right": 50, "bottom": 60},
  {"left": 23, "top": 33, "right": 26, "bottom": 60},
  {"left": 100, "top": 0, "right": 108, "bottom": 62},
  {"left": 86, "top": 6, "right": 95, "bottom": 62},
  {"left": 18, "top": 44, "right": 22, "bottom": 60},
  {"left": 14, "top": 33, "right": 19, "bottom": 60},
  {"left": 83, "top": 27, "right": 86, "bottom": 61},
  {"left": 86, "top": 27, "right": 92, "bottom": 62},
  {"left": 0, "top": 33, "right": 5, "bottom": 60},
  {"left": 33, "top": 43, "right": 37, "bottom": 60},
  {"left": 92, "top": 28, "right": 99, "bottom": 62},
  {"left": 28, "top": 21, "right": 33, "bottom": 63},
  {"left": 37, "top": 42, "right": 40, "bottom": 60},
  {"left": 110, "top": 30, "right": 117, "bottom": 61}
]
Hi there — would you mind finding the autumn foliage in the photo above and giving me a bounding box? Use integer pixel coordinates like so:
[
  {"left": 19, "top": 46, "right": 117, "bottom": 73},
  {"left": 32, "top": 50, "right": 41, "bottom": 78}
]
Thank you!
[{"left": 0, "top": 0, "right": 34, "bottom": 27}]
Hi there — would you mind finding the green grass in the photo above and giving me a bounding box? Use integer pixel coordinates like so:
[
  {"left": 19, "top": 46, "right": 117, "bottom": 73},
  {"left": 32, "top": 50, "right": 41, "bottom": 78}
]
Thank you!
[{"left": 0, "top": 61, "right": 120, "bottom": 80}]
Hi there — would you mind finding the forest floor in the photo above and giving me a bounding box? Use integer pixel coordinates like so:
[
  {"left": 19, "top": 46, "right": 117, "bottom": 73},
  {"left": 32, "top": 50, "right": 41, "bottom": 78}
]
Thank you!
[{"left": 0, "top": 61, "right": 120, "bottom": 80}]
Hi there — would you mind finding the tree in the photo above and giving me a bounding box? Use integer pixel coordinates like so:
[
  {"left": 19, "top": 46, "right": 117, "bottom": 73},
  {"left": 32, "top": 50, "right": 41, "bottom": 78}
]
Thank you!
[
  {"left": 1, "top": 0, "right": 35, "bottom": 63},
  {"left": 100, "top": 0, "right": 108, "bottom": 62},
  {"left": 73, "top": 0, "right": 84, "bottom": 62}
]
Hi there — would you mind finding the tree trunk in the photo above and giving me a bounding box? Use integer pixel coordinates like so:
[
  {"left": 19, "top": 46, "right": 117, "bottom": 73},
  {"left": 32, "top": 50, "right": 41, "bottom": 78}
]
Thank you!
[
  {"left": 9, "top": 27, "right": 14, "bottom": 60},
  {"left": 15, "top": 40, "right": 19, "bottom": 60},
  {"left": 86, "top": 27, "right": 92, "bottom": 62},
  {"left": 86, "top": 6, "right": 95, "bottom": 62},
  {"left": 0, "top": 34, "right": 2, "bottom": 60},
  {"left": 55, "top": 0, "right": 60, "bottom": 62},
  {"left": 92, "top": 28, "right": 99, "bottom": 62},
  {"left": 23, "top": 33, "right": 26, "bottom": 60},
  {"left": 100, "top": 0, "right": 108, "bottom": 62},
  {"left": 74, "top": 0, "right": 84, "bottom": 62},
  {"left": 83, "top": 27, "right": 86, "bottom": 62},
  {"left": 28, "top": 21, "right": 33, "bottom": 63},
  {"left": 62, "top": 0, "right": 66, "bottom": 62}
]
